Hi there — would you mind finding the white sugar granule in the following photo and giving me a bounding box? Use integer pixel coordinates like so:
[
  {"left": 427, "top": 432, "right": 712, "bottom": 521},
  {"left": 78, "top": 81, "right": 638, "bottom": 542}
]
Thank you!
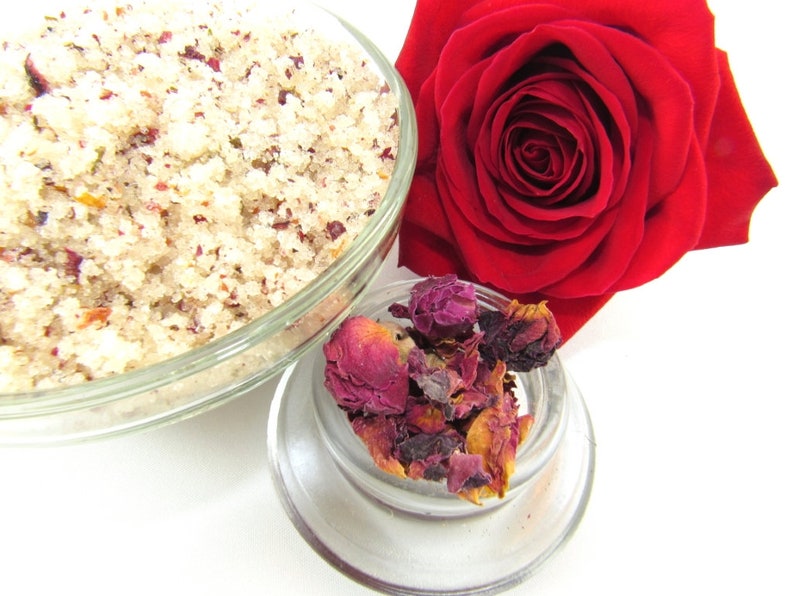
[{"left": 0, "top": 0, "right": 399, "bottom": 391}]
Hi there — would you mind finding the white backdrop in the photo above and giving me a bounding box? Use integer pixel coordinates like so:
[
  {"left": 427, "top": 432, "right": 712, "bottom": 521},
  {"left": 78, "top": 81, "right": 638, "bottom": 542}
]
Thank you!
[{"left": 1, "top": 1, "right": 792, "bottom": 594}]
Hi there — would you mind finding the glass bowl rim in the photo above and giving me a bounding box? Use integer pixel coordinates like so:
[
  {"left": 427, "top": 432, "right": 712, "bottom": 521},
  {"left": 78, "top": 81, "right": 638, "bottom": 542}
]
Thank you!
[{"left": 0, "top": 4, "right": 418, "bottom": 414}]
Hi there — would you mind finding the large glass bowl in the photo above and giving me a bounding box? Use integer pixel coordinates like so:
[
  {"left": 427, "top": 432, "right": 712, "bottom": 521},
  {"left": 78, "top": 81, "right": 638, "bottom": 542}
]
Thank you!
[{"left": 0, "top": 4, "right": 417, "bottom": 445}]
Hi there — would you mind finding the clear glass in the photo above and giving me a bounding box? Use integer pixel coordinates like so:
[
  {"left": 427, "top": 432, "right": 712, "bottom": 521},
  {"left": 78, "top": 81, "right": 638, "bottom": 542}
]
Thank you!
[
  {"left": 0, "top": 3, "right": 418, "bottom": 446},
  {"left": 268, "top": 279, "right": 596, "bottom": 594}
]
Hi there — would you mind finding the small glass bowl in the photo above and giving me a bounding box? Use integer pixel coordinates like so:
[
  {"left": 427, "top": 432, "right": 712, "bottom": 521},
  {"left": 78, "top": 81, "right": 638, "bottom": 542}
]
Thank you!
[
  {"left": 0, "top": 4, "right": 417, "bottom": 445},
  {"left": 268, "top": 279, "right": 596, "bottom": 594}
]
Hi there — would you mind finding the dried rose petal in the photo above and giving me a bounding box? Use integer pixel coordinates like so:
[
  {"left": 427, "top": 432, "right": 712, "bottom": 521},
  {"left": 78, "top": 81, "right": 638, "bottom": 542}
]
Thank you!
[
  {"left": 397, "top": 429, "right": 462, "bottom": 462},
  {"left": 446, "top": 359, "right": 506, "bottom": 420},
  {"left": 465, "top": 392, "right": 523, "bottom": 498},
  {"left": 323, "top": 316, "right": 409, "bottom": 415},
  {"left": 129, "top": 127, "right": 159, "bottom": 147},
  {"left": 24, "top": 54, "right": 50, "bottom": 96},
  {"left": 351, "top": 415, "right": 406, "bottom": 479},
  {"left": 517, "top": 413, "right": 534, "bottom": 444},
  {"left": 446, "top": 452, "right": 492, "bottom": 503},
  {"left": 406, "top": 459, "right": 444, "bottom": 481},
  {"left": 180, "top": 45, "right": 206, "bottom": 62},
  {"left": 439, "top": 331, "right": 481, "bottom": 388},
  {"left": 479, "top": 300, "right": 561, "bottom": 372},
  {"left": 407, "top": 346, "right": 464, "bottom": 412},
  {"left": 325, "top": 220, "right": 346, "bottom": 241},
  {"left": 404, "top": 398, "right": 447, "bottom": 434},
  {"left": 77, "top": 306, "right": 112, "bottom": 330},
  {"left": 397, "top": 428, "right": 463, "bottom": 481},
  {"left": 63, "top": 248, "right": 83, "bottom": 281}
]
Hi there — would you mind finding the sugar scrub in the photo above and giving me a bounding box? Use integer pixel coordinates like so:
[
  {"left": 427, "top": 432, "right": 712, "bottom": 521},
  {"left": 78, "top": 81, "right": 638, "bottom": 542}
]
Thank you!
[{"left": 0, "top": 0, "right": 399, "bottom": 390}]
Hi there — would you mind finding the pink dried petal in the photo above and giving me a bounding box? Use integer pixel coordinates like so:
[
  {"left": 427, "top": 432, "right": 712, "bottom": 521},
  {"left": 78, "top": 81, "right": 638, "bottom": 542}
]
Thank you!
[{"left": 446, "top": 452, "right": 491, "bottom": 495}]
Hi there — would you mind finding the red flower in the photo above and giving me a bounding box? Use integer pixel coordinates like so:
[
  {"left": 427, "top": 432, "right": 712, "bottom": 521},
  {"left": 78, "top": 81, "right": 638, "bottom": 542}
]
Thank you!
[{"left": 395, "top": 0, "right": 777, "bottom": 340}]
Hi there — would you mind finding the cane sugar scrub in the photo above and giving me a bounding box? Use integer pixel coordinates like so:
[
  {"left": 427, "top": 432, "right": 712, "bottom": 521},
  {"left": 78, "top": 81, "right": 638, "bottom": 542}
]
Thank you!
[{"left": 0, "top": 0, "right": 399, "bottom": 391}]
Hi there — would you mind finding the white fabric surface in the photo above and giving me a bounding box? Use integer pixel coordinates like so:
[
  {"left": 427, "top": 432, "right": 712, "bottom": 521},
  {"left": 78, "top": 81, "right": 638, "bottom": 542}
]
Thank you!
[{"left": 2, "top": 1, "right": 792, "bottom": 594}]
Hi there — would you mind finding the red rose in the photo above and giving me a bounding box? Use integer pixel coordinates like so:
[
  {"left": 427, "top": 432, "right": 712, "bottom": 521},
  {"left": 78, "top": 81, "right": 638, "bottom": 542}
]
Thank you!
[{"left": 395, "top": 0, "right": 777, "bottom": 339}]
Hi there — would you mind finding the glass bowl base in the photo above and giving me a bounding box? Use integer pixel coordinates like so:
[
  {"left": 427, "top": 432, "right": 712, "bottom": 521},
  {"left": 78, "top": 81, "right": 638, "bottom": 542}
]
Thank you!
[{"left": 267, "top": 346, "right": 595, "bottom": 595}]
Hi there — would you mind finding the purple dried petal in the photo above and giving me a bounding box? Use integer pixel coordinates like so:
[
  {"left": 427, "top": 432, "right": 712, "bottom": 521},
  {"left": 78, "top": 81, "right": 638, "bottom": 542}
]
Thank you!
[
  {"left": 396, "top": 429, "right": 463, "bottom": 465},
  {"left": 63, "top": 248, "right": 83, "bottom": 281},
  {"left": 448, "top": 390, "right": 492, "bottom": 420},
  {"left": 445, "top": 360, "right": 503, "bottom": 419}
]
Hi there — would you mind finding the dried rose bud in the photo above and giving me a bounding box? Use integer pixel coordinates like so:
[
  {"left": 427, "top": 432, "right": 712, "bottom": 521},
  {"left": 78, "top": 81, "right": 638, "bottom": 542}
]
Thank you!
[
  {"left": 396, "top": 274, "right": 479, "bottom": 341},
  {"left": 478, "top": 300, "right": 561, "bottom": 372},
  {"left": 323, "top": 316, "right": 410, "bottom": 415}
]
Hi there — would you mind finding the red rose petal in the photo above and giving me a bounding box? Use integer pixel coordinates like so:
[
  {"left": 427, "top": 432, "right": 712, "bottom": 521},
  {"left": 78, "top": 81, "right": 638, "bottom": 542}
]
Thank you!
[
  {"left": 608, "top": 140, "right": 708, "bottom": 292},
  {"left": 697, "top": 50, "right": 778, "bottom": 248},
  {"left": 546, "top": 119, "right": 654, "bottom": 296},
  {"left": 395, "top": 0, "right": 483, "bottom": 101}
]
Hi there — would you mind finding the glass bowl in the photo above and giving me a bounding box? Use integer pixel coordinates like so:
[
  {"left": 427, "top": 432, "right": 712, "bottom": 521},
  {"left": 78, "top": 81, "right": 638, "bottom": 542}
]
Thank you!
[
  {"left": 0, "top": 3, "right": 417, "bottom": 446},
  {"left": 268, "top": 279, "right": 596, "bottom": 594}
]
